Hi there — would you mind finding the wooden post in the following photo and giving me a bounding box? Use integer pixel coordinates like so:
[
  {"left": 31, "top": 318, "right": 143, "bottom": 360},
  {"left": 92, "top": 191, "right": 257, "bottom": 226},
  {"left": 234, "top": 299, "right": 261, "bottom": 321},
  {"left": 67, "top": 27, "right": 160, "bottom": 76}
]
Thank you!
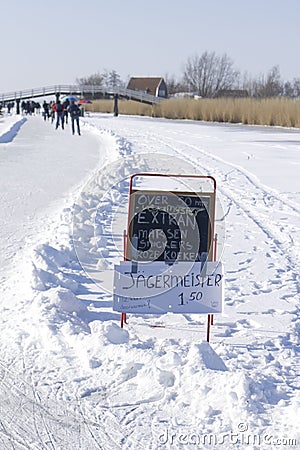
[
  {"left": 114, "top": 94, "right": 119, "bottom": 117},
  {"left": 16, "top": 99, "right": 20, "bottom": 115}
]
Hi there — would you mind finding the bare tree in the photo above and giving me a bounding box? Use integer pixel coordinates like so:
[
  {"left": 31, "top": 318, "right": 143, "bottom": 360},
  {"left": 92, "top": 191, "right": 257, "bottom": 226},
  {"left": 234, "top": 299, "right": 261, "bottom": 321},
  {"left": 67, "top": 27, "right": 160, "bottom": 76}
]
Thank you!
[
  {"left": 76, "top": 72, "right": 104, "bottom": 87},
  {"left": 253, "top": 66, "right": 283, "bottom": 98},
  {"left": 292, "top": 78, "right": 300, "bottom": 97},
  {"left": 283, "top": 81, "right": 294, "bottom": 97},
  {"left": 183, "top": 51, "right": 239, "bottom": 97},
  {"left": 164, "top": 73, "right": 187, "bottom": 95},
  {"left": 240, "top": 71, "right": 257, "bottom": 97},
  {"left": 76, "top": 69, "right": 124, "bottom": 89},
  {"left": 102, "top": 69, "right": 123, "bottom": 89}
]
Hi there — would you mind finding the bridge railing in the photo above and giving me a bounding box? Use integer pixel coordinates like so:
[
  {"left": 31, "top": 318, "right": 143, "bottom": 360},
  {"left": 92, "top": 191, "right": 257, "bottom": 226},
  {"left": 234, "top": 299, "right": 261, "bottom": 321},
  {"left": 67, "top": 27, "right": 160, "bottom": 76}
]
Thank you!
[
  {"left": 0, "top": 85, "right": 164, "bottom": 104},
  {"left": 112, "top": 86, "right": 164, "bottom": 104},
  {"left": 0, "top": 85, "right": 90, "bottom": 102}
]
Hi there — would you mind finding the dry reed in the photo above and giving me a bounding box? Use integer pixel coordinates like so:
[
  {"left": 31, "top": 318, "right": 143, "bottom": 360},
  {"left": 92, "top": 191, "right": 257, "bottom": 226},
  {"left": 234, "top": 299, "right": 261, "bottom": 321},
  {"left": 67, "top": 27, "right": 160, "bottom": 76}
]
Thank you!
[{"left": 85, "top": 98, "right": 300, "bottom": 128}]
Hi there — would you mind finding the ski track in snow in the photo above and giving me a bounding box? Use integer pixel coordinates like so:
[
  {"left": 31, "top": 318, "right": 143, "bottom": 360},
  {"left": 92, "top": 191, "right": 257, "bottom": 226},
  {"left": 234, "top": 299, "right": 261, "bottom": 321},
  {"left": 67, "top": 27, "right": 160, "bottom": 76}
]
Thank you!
[
  {"left": 0, "top": 114, "right": 299, "bottom": 449},
  {"left": 147, "top": 131, "right": 300, "bottom": 304}
]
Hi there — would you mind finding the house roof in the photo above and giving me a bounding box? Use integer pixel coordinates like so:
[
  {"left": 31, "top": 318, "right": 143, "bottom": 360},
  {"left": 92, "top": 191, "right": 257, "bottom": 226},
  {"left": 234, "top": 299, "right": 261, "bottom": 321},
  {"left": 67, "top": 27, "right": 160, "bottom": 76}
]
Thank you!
[{"left": 127, "top": 77, "right": 164, "bottom": 96}]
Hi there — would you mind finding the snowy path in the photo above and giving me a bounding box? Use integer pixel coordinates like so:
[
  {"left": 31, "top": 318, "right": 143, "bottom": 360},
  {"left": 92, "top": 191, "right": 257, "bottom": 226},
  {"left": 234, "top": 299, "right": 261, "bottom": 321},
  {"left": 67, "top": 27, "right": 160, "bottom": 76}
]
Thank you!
[
  {"left": 0, "top": 116, "right": 101, "bottom": 279},
  {"left": 0, "top": 115, "right": 119, "bottom": 449}
]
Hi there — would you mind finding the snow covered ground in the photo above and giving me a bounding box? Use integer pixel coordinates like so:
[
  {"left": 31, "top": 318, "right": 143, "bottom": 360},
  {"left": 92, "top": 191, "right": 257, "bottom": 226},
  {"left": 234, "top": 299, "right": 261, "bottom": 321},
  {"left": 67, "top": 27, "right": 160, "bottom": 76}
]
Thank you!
[{"left": 0, "top": 111, "right": 299, "bottom": 449}]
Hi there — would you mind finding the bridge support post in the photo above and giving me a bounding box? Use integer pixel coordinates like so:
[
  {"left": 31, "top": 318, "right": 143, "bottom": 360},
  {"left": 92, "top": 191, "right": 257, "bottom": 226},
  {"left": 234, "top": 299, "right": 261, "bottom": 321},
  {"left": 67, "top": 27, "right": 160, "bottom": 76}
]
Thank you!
[
  {"left": 113, "top": 94, "right": 119, "bottom": 117},
  {"left": 16, "top": 99, "right": 20, "bottom": 115},
  {"left": 55, "top": 92, "right": 60, "bottom": 103}
]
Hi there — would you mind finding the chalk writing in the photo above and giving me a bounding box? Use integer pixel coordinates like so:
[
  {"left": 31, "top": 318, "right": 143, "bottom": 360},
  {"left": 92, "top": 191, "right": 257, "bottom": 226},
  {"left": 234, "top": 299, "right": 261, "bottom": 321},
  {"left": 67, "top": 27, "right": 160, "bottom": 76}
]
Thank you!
[{"left": 128, "top": 191, "right": 214, "bottom": 263}]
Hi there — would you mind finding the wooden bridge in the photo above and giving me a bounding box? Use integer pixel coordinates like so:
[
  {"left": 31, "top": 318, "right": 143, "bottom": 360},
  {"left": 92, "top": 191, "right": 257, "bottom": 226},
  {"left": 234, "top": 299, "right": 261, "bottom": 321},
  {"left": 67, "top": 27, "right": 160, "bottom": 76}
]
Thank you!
[{"left": 0, "top": 84, "right": 163, "bottom": 111}]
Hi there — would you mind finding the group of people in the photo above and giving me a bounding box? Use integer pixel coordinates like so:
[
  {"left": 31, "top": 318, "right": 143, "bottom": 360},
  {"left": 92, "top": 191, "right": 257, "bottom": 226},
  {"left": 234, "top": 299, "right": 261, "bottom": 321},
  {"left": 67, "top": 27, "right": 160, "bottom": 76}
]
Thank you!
[
  {"left": 42, "top": 99, "right": 82, "bottom": 135},
  {"left": 0, "top": 101, "right": 15, "bottom": 115},
  {"left": 1, "top": 97, "right": 82, "bottom": 135},
  {"left": 21, "top": 100, "right": 41, "bottom": 115}
]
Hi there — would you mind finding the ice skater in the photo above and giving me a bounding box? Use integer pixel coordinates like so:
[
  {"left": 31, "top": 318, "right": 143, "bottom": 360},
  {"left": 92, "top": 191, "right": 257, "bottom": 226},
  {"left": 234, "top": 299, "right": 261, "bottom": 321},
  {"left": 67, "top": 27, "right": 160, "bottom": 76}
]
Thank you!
[
  {"left": 54, "top": 100, "right": 64, "bottom": 129},
  {"left": 68, "top": 101, "right": 81, "bottom": 135}
]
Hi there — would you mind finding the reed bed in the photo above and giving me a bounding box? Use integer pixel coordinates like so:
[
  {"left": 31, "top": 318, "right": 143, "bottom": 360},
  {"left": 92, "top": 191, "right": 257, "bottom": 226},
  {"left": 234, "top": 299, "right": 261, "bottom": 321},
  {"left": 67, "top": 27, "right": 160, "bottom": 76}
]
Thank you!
[
  {"left": 85, "top": 99, "right": 152, "bottom": 116},
  {"left": 85, "top": 97, "right": 300, "bottom": 128}
]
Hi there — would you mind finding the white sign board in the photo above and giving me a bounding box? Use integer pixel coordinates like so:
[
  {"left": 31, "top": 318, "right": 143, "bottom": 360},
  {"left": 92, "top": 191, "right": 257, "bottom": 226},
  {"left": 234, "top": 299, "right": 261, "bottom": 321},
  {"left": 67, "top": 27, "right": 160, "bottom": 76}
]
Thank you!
[{"left": 113, "top": 261, "right": 223, "bottom": 314}]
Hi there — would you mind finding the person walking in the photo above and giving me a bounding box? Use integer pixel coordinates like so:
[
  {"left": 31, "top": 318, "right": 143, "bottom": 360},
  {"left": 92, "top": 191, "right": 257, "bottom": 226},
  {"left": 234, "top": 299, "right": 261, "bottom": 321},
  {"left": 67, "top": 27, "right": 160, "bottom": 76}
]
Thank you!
[
  {"left": 63, "top": 99, "right": 70, "bottom": 124},
  {"left": 68, "top": 101, "right": 81, "bottom": 135},
  {"left": 49, "top": 101, "right": 55, "bottom": 123},
  {"left": 54, "top": 100, "right": 64, "bottom": 129},
  {"left": 42, "top": 100, "right": 50, "bottom": 121}
]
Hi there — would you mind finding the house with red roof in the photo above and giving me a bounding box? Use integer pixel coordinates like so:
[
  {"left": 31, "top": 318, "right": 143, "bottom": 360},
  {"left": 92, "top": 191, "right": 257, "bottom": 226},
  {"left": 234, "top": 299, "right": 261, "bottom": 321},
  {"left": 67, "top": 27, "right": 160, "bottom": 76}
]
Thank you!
[{"left": 127, "top": 77, "right": 168, "bottom": 98}]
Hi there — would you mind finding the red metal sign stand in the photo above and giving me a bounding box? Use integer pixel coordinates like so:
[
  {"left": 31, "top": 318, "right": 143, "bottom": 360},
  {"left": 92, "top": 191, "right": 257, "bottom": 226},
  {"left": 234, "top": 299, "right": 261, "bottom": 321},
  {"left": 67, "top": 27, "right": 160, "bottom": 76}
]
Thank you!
[
  {"left": 119, "top": 173, "right": 218, "bottom": 342},
  {"left": 206, "top": 233, "right": 218, "bottom": 342}
]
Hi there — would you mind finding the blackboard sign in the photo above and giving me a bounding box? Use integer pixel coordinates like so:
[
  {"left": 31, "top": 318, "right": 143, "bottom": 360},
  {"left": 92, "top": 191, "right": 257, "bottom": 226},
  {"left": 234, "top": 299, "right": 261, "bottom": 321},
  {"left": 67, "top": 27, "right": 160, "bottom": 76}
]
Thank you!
[{"left": 126, "top": 190, "right": 215, "bottom": 263}]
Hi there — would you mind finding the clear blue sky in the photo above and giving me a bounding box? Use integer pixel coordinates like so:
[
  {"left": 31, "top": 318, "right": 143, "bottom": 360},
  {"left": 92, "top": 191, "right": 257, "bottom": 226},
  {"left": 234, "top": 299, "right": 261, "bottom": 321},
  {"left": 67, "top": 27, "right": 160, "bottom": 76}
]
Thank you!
[{"left": 1, "top": 0, "right": 299, "bottom": 92}]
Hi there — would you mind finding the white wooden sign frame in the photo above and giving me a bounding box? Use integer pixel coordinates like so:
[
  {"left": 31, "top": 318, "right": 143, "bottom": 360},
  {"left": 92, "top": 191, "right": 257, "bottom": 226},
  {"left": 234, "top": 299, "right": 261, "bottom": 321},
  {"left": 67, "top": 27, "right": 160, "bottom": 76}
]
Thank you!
[{"left": 113, "top": 261, "right": 223, "bottom": 314}]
